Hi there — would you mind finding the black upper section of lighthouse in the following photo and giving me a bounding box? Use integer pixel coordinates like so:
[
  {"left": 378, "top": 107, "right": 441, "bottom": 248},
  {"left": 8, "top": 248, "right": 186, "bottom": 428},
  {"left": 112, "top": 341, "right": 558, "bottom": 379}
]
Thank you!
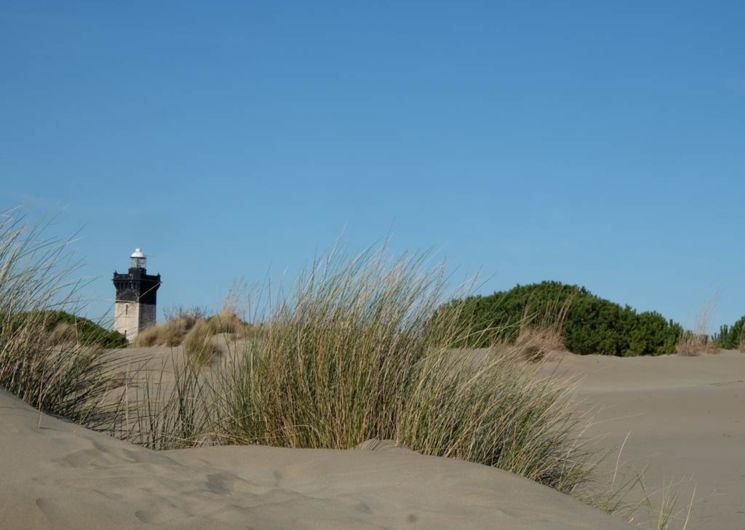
[{"left": 113, "top": 263, "right": 161, "bottom": 305}]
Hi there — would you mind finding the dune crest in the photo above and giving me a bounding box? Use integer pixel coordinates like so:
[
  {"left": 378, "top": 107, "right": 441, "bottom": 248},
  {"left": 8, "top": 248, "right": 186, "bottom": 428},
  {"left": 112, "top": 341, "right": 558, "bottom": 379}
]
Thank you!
[{"left": 0, "top": 390, "right": 632, "bottom": 530}]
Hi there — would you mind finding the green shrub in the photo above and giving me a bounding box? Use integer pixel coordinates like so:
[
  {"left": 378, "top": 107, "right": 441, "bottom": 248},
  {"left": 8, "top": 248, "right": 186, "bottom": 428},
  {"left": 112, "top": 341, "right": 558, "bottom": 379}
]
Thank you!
[
  {"left": 443, "top": 281, "right": 682, "bottom": 356},
  {"left": 33, "top": 310, "right": 127, "bottom": 348},
  {"left": 713, "top": 316, "right": 745, "bottom": 350}
]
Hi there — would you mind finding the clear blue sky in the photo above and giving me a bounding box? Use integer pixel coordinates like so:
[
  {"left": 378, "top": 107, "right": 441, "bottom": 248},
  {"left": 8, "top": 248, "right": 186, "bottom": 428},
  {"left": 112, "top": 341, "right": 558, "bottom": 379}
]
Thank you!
[{"left": 2, "top": 1, "right": 744, "bottom": 331}]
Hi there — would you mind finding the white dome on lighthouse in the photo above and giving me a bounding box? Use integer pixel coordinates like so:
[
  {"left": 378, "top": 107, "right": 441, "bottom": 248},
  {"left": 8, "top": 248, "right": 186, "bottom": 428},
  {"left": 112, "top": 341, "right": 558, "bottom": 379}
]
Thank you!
[{"left": 130, "top": 248, "right": 147, "bottom": 269}]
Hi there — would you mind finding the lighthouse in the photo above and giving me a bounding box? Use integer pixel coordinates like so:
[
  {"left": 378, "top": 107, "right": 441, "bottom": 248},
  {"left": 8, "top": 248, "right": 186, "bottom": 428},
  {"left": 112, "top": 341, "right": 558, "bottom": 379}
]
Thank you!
[{"left": 113, "top": 248, "right": 161, "bottom": 342}]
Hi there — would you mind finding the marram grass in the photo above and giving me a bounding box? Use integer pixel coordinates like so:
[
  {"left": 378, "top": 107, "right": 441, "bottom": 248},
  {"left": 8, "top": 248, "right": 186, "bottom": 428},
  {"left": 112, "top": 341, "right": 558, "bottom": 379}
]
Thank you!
[
  {"left": 0, "top": 209, "right": 591, "bottom": 494},
  {"left": 0, "top": 209, "right": 128, "bottom": 430},
  {"left": 139, "top": 248, "right": 591, "bottom": 493},
  {"left": 0, "top": 208, "right": 696, "bottom": 525}
]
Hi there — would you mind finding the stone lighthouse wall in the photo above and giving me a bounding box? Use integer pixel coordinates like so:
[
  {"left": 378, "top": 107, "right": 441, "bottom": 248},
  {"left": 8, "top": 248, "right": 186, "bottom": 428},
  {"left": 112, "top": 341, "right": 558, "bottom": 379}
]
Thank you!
[
  {"left": 114, "top": 301, "right": 140, "bottom": 342},
  {"left": 114, "top": 302, "right": 157, "bottom": 342}
]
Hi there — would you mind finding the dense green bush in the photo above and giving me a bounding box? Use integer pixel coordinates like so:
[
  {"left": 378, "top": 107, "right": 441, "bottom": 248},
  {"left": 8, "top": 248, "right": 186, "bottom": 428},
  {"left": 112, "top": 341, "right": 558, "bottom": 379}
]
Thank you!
[
  {"left": 10, "top": 310, "right": 128, "bottom": 348},
  {"left": 444, "top": 281, "right": 682, "bottom": 356},
  {"left": 713, "top": 316, "right": 745, "bottom": 349}
]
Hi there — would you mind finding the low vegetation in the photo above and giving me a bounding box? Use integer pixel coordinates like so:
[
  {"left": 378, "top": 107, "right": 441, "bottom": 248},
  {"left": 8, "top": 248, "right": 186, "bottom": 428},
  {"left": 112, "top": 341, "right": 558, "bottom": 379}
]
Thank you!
[
  {"left": 0, "top": 207, "right": 708, "bottom": 524},
  {"left": 133, "top": 307, "right": 205, "bottom": 346},
  {"left": 129, "top": 251, "right": 590, "bottom": 493},
  {"left": 443, "top": 281, "right": 683, "bottom": 356},
  {"left": 676, "top": 331, "right": 718, "bottom": 356},
  {"left": 133, "top": 306, "right": 255, "bottom": 348},
  {"left": 182, "top": 319, "right": 221, "bottom": 365},
  {"left": 512, "top": 323, "right": 566, "bottom": 361},
  {"left": 713, "top": 315, "right": 745, "bottom": 350},
  {"left": 0, "top": 209, "right": 126, "bottom": 428},
  {"left": 1, "top": 211, "right": 588, "bottom": 492},
  {"left": 18, "top": 310, "right": 127, "bottom": 348}
]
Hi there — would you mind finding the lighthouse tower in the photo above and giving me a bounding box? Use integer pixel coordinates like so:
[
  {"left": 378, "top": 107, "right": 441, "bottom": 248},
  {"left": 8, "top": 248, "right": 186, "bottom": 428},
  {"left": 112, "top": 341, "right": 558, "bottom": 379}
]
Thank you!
[{"left": 113, "top": 248, "right": 161, "bottom": 342}]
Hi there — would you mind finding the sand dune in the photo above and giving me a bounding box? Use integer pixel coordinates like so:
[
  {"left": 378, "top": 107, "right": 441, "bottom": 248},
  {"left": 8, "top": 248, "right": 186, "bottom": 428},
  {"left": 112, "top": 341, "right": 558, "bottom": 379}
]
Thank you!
[
  {"left": 0, "top": 389, "right": 632, "bottom": 530},
  {"left": 3, "top": 350, "right": 742, "bottom": 529},
  {"left": 545, "top": 351, "right": 745, "bottom": 530}
]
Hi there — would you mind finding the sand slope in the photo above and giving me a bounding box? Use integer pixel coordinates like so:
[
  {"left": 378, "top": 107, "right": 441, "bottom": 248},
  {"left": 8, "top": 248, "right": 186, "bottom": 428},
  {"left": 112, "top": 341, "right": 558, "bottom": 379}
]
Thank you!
[
  {"left": 0, "top": 390, "right": 632, "bottom": 530},
  {"left": 545, "top": 351, "right": 745, "bottom": 530}
]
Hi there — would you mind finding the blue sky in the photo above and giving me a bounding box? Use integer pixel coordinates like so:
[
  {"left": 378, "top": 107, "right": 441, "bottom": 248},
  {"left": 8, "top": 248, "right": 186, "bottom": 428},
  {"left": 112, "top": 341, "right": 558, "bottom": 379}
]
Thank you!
[{"left": 1, "top": 1, "right": 744, "bottom": 330}]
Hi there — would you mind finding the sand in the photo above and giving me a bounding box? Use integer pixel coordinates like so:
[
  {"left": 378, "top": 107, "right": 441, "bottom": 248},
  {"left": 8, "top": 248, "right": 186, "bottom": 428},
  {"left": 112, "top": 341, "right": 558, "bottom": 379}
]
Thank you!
[
  {"left": 0, "top": 390, "right": 633, "bottom": 530},
  {"left": 544, "top": 350, "right": 745, "bottom": 530},
  {"left": 3, "top": 349, "right": 742, "bottom": 529}
]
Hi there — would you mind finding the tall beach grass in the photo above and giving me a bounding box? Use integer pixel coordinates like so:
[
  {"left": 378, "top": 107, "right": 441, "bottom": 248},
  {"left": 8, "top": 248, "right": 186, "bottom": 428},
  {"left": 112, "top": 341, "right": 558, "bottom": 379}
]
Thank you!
[
  {"left": 0, "top": 209, "right": 593, "bottom": 495},
  {"left": 0, "top": 209, "right": 128, "bottom": 429},
  {"left": 135, "top": 248, "right": 591, "bottom": 492}
]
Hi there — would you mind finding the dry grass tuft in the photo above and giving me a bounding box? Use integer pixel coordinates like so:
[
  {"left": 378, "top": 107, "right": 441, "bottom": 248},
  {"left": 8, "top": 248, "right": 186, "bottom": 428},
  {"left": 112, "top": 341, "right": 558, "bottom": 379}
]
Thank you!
[
  {"left": 134, "top": 308, "right": 203, "bottom": 347},
  {"left": 143, "top": 248, "right": 592, "bottom": 492},
  {"left": 676, "top": 332, "right": 718, "bottom": 356},
  {"left": 208, "top": 288, "right": 256, "bottom": 337},
  {"left": 677, "top": 302, "right": 719, "bottom": 356},
  {"left": 134, "top": 305, "right": 255, "bottom": 348},
  {"left": 0, "top": 208, "right": 129, "bottom": 429},
  {"left": 131, "top": 324, "right": 160, "bottom": 347},
  {"left": 396, "top": 348, "right": 586, "bottom": 490},
  {"left": 183, "top": 319, "right": 221, "bottom": 365},
  {"left": 207, "top": 310, "right": 246, "bottom": 335},
  {"left": 489, "top": 301, "right": 568, "bottom": 360},
  {"left": 125, "top": 358, "right": 212, "bottom": 450},
  {"left": 514, "top": 325, "right": 566, "bottom": 360}
]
